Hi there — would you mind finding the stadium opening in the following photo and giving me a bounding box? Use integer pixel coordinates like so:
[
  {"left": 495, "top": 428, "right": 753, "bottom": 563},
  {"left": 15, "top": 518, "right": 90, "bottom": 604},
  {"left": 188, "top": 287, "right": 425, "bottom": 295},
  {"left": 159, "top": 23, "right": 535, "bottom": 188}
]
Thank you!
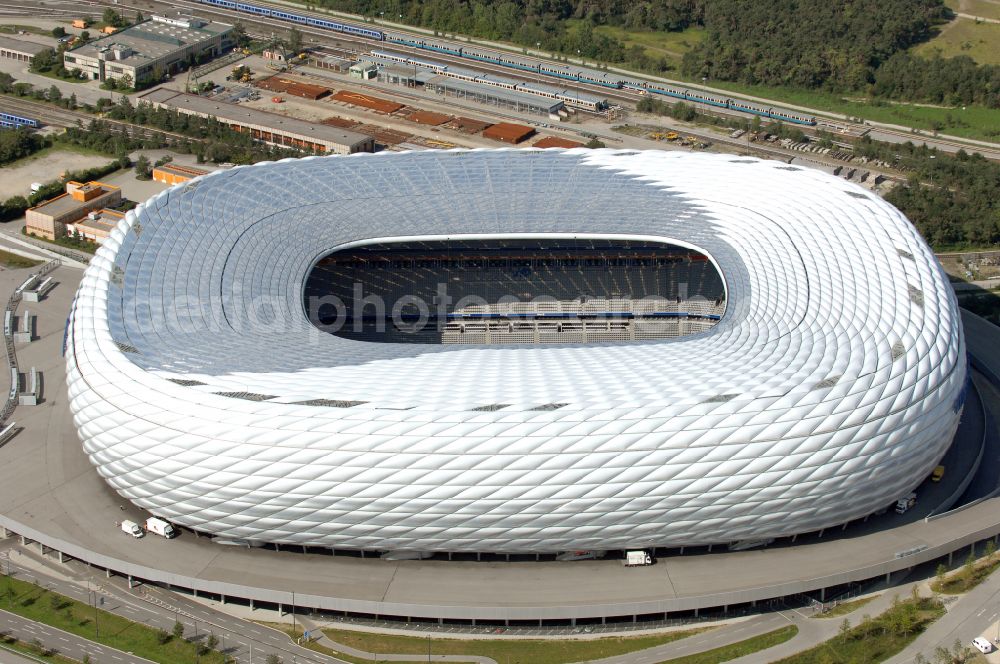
[{"left": 304, "top": 238, "right": 727, "bottom": 344}]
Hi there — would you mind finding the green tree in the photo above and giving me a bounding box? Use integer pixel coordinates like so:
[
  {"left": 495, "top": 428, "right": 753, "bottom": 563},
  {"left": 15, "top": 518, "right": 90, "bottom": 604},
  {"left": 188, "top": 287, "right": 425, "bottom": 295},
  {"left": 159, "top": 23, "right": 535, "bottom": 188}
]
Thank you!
[
  {"left": 838, "top": 617, "right": 851, "bottom": 640},
  {"left": 80, "top": 30, "right": 90, "bottom": 42},
  {"left": 172, "top": 619, "right": 185, "bottom": 640},
  {"left": 102, "top": 8, "right": 126, "bottom": 28},
  {"left": 47, "top": 85, "right": 62, "bottom": 103},
  {"left": 935, "top": 562, "right": 948, "bottom": 588},
  {"left": 962, "top": 550, "right": 976, "bottom": 589},
  {"left": 986, "top": 539, "right": 996, "bottom": 563},
  {"left": 134, "top": 10, "right": 144, "bottom": 24},
  {"left": 585, "top": 138, "right": 606, "bottom": 149},
  {"left": 265, "top": 655, "right": 282, "bottom": 664},
  {"left": 52, "top": 26, "right": 66, "bottom": 38},
  {"left": 286, "top": 27, "right": 303, "bottom": 54},
  {"left": 156, "top": 627, "right": 171, "bottom": 644},
  {"left": 29, "top": 48, "right": 57, "bottom": 73},
  {"left": 207, "top": 633, "right": 219, "bottom": 650},
  {"left": 232, "top": 21, "right": 250, "bottom": 48}
]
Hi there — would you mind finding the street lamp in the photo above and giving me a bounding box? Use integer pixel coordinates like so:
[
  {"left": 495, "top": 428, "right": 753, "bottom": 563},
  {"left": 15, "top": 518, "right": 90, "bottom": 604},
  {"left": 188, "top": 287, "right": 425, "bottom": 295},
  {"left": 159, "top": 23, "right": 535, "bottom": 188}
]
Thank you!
[{"left": 87, "top": 586, "right": 99, "bottom": 638}]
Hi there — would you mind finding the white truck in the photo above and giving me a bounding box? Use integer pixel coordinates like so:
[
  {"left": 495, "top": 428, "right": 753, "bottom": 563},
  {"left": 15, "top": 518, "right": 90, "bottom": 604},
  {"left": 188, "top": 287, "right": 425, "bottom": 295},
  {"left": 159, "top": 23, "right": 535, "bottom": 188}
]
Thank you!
[
  {"left": 145, "top": 517, "right": 177, "bottom": 539},
  {"left": 895, "top": 492, "right": 917, "bottom": 514},
  {"left": 623, "top": 550, "right": 653, "bottom": 567},
  {"left": 120, "top": 520, "right": 144, "bottom": 538}
]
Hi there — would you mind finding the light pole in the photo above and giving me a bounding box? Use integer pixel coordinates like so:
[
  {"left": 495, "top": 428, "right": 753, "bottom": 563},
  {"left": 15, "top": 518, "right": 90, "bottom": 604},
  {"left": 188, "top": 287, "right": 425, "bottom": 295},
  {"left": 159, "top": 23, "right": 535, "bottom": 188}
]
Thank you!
[
  {"left": 87, "top": 587, "right": 99, "bottom": 638},
  {"left": 2, "top": 552, "right": 11, "bottom": 606},
  {"left": 427, "top": 635, "right": 431, "bottom": 662}
]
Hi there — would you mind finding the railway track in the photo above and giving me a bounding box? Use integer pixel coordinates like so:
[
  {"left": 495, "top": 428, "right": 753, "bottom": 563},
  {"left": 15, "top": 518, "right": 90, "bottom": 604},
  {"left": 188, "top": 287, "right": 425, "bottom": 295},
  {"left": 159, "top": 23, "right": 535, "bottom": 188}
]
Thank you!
[{"left": 0, "top": 95, "right": 194, "bottom": 142}]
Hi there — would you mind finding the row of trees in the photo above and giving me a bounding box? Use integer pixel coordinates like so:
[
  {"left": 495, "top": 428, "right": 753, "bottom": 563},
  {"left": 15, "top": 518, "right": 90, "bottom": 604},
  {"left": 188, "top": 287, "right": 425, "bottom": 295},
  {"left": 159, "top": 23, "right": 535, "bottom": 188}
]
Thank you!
[
  {"left": 0, "top": 127, "right": 48, "bottom": 166},
  {"left": 0, "top": 73, "right": 80, "bottom": 111},
  {"left": 104, "top": 98, "right": 309, "bottom": 164}
]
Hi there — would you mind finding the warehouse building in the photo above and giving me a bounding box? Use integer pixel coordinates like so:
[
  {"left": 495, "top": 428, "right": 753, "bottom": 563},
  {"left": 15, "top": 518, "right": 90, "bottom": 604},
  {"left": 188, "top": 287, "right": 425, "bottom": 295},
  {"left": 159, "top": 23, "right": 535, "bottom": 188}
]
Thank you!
[
  {"left": 426, "top": 75, "right": 563, "bottom": 116},
  {"left": 0, "top": 35, "right": 48, "bottom": 65},
  {"left": 63, "top": 14, "right": 233, "bottom": 85},
  {"left": 66, "top": 209, "right": 125, "bottom": 244},
  {"left": 152, "top": 163, "right": 210, "bottom": 185},
  {"left": 139, "top": 88, "right": 375, "bottom": 154},
  {"left": 25, "top": 181, "right": 121, "bottom": 240}
]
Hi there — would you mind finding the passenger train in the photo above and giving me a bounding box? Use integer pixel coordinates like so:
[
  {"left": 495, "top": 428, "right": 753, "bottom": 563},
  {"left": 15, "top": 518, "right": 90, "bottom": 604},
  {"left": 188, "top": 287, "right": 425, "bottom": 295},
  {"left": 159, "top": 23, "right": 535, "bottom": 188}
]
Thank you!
[
  {"left": 370, "top": 50, "right": 605, "bottom": 111},
  {"left": 197, "top": 0, "right": 818, "bottom": 125}
]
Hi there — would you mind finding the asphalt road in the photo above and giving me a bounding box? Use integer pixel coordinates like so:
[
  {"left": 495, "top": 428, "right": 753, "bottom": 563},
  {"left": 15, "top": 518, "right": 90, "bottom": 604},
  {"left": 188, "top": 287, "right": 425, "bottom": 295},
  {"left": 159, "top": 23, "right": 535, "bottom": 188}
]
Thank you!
[
  {"left": 1, "top": 539, "right": 346, "bottom": 664},
  {"left": 0, "top": 607, "right": 153, "bottom": 664}
]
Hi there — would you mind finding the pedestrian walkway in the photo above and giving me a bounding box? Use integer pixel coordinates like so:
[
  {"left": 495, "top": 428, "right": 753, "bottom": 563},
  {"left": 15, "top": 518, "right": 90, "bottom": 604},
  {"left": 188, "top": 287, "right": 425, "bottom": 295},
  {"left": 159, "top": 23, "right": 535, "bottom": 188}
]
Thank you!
[
  {"left": 582, "top": 614, "right": 788, "bottom": 664},
  {"left": 299, "top": 616, "right": 497, "bottom": 663}
]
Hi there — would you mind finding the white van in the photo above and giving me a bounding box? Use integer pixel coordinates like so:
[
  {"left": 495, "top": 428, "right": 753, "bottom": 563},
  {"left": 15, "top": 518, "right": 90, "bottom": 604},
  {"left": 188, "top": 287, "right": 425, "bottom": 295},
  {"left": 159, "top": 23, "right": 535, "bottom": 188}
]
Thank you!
[
  {"left": 972, "top": 637, "right": 993, "bottom": 654},
  {"left": 120, "top": 520, "right": 144, "bottom": 538}
]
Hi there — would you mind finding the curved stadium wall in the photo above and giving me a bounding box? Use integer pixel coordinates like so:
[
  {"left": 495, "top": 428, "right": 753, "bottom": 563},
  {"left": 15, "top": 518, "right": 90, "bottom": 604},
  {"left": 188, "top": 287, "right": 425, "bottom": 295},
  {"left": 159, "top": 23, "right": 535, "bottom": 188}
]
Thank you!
[{"left": 66, "top": 148, "right": 967, "bottom": 553}]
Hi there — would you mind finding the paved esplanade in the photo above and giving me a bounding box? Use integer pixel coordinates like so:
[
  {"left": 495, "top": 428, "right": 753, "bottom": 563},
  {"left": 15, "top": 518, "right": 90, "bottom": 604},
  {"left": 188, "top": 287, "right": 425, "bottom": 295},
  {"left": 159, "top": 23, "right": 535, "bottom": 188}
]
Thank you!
[{"left": 0, "top": 260, "right": 995, "bottom": 622}]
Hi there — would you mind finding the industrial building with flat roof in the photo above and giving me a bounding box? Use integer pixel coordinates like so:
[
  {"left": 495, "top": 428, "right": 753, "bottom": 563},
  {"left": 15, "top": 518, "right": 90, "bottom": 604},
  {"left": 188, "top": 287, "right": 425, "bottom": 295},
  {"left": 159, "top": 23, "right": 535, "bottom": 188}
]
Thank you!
[
  {"left": 152, "top": 163, "right": 210, "bottom": 185},
  {"left": 63, "top": 14, "right": 233, "bottom": 84},
  {"left": 66, "top": 209, "right": 125, "bottom": 244},
  {"left": 426, "top": 75, "right": 563, "bottom": 116},
  {"left": 25, "top": 181, "right": 121, "bottom": 240},
  {"left": 0, "top": 35, "right": 48, "bottom": 65},
  {"left": 139, "top": 89, "right": 375, "bottom": 155}
]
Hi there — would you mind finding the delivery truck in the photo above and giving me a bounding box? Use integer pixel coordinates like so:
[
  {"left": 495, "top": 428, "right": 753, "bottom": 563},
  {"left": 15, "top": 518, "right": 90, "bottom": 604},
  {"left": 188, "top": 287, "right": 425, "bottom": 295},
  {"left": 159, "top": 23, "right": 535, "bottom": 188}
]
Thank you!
[
  {"left": 120, "top": 520, "right": 143, "bottom": 538},
  {"left": 145, "top": 517, "right": 177, "bottom": 538},
  {"left": 623, "top": 550, "right": 653, "bottom": 566}
]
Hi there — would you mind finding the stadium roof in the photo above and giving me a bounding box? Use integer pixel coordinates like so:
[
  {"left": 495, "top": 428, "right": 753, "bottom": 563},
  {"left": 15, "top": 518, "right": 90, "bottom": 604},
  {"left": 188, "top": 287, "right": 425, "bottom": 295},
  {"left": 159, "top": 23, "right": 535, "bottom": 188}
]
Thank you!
[{"left": 66, "top": 149, "right": 966, "bottom": 552}]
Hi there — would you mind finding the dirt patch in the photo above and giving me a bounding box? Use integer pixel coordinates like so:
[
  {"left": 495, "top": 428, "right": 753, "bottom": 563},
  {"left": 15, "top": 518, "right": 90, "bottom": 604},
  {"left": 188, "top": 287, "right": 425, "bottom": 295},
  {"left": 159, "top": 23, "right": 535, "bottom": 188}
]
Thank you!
[
  {"left": 321, "top": 116, "right": 359, "bottom": 128},
  {"left": 0, "top": 150, "right": 114, "bottom": 200}
]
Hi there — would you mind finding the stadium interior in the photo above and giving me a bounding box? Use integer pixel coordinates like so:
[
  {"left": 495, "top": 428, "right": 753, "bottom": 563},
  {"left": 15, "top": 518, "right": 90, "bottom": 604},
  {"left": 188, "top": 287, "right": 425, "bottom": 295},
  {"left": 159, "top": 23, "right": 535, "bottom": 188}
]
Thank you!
[{"left": 305, "top": 238, "right": 727, "bottom": 344}]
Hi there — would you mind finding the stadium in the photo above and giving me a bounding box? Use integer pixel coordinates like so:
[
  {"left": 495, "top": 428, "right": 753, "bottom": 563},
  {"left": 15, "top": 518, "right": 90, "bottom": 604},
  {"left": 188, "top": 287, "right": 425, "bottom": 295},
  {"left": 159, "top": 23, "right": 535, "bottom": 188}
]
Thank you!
[{"left": 66, "top": 148, "right": 966, "bottom": 556}]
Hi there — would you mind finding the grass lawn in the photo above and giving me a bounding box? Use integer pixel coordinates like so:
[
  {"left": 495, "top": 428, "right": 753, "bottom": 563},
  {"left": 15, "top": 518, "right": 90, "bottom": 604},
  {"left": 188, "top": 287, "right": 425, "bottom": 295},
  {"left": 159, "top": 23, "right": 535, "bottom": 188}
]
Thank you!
[
  {"left": 4, "top": 142, "right": 113, "bottom": 169},
  {"left": 774, "top": 596, "right": 945, "bottom": 663},
  {"left": 658, "top": 625, "right": 798, "bottom": 663},
  {"left": 0, "top": 249, "right": 42, "bottom": 269},
  {"left": 813, "top": 596, "right": 878, "bottom": 619},
  {"left": 0, "top": 24, "right": 51, "bottom": 36},
  {"left": 565, "top": 20, "right": 706, "bottom": 66},
  {"left": 0, "top": 635, "right": 79, "bottom": 663},
  {"left": 945, "top": 0, "right": 1000, "bottom": 20},
  {"left": 270, "top": 624, "right": 714, "bottom": 664},
  {"left": 1, "top": 574, "right": 226, "bottom": 663},
  {"left": 913, "top": 17, "right": 1000, "bottom": 65}
]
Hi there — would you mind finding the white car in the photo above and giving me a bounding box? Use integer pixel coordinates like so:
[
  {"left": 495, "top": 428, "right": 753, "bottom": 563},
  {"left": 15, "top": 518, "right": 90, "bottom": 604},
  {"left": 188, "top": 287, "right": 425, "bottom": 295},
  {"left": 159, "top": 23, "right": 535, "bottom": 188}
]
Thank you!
[{"left": 972, "top": 637, "right": 993, "bottom": 654}]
